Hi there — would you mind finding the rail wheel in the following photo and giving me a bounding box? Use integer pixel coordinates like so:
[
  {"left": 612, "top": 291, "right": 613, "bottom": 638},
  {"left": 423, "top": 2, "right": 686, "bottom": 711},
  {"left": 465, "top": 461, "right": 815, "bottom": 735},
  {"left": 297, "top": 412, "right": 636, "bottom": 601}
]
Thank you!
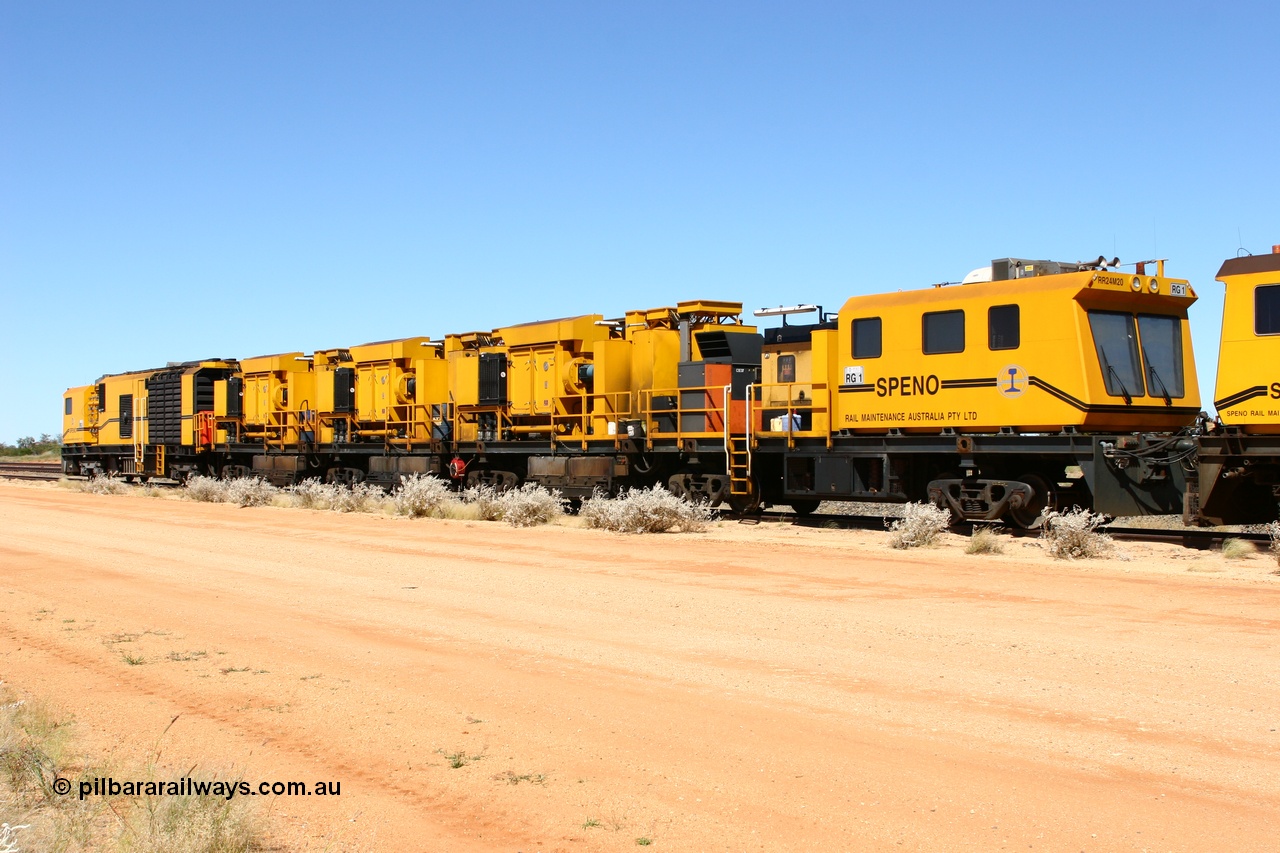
[
  {"left": 1008, "top": 473, "right": 1055, "bottom": 530},
  {"left": 726, "top": 476, "right": 762, "bottom": 514},
  {"left": 788, "top": 499, "right": 821, "bottom": 517}
]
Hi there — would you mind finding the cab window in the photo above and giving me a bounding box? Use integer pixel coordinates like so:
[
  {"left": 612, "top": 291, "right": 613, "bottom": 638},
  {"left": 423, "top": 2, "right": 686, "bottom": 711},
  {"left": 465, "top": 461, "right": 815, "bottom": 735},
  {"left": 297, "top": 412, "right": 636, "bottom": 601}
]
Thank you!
[
  {"left": 777, "top": 355, "right": 796, "bottom": 383},
  {"left": 65, "top": 398, "right": 73, "bottom": 415},
  {"left": 988, "top": 304, "right": 1019, "bottom": 350},
  {"left": 852, "top": 317, "right": 882, "bottom": 358},
  {"left": 1137, "top": 314, "right": 1185, "bottom": 398},
  {"left": 923, "top": 310, "right": 964, "bottom": 354},
  {"left": 1256, "top": 284, "right": 1280, "bottom": 335},
  {"left": 1088, "top": 311, "right": 1145, "bottom": 399}
]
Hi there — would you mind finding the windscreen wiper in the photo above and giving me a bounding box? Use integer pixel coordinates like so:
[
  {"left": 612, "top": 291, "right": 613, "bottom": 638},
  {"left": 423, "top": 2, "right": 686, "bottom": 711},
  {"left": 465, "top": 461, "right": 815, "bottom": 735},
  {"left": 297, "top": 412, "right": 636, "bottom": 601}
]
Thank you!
[
  {"left": 1101, "top": 353, "right": 1133, "bottom": 405},
  {"left": 1142, "top": 347, "right": 1173, "bottom": 407}
]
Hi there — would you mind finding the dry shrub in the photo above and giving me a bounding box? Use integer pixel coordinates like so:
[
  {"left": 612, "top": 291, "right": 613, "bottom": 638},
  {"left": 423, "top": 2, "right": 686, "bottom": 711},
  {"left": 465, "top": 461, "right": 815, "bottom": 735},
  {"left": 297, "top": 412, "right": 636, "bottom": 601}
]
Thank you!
[
  {"left": 1041, "top": 507, "right": 1112, "bottom": 559},
  {"left": 1269, "top": 522, "right": 1280, "bottom": 567},
  {"left": 1221, "top": 537, "right": 1254, "bottom": 560},
  {"left": 328, "top": 482, "right": 384, "bottom": 513},
  {"left": 580, "top": 486, "right": 712, "bottom": 534},
  {"left": 887, "top": 501, "right": 951, "bottom": 549},
  {"left": 289, "top": 478, "right": 386, "bottom": 513},
  {"left": 392, "top": 474, "right": 456, "bottom": 518},
  {"left": 184, "top": 475, "right": 226, "bottom": 503},
  {"left": 289, "top": 478, "right": 334, "bottom": 509},
  {"left": 495, "top": 483, "right": 565, "bottom": 527},
  {"left": 222, "top": 477, "right": 277, "bottom": 508},
  {"left": 460, "top": 484, "right": 505, "bottom": 521},
  {"left": 965, "top": 526, "right": 1005, "bottom": 555},
  {"left": 80, "top": 473, "right": 132, "bottom": 496}
]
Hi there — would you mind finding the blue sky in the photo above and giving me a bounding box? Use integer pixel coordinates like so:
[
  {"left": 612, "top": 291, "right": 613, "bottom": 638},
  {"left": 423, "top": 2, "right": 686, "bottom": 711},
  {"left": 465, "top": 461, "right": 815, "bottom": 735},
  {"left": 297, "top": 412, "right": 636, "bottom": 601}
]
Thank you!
[{"left": 2, "top": 1, "right": 1277, "bottom": 442}]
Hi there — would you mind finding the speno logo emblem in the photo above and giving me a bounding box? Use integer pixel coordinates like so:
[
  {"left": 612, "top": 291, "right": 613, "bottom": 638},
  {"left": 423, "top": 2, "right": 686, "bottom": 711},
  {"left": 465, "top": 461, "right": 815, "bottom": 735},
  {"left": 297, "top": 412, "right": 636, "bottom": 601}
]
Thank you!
[{"left": 998, "top": 365, "right": 1028, "bottom": 398}]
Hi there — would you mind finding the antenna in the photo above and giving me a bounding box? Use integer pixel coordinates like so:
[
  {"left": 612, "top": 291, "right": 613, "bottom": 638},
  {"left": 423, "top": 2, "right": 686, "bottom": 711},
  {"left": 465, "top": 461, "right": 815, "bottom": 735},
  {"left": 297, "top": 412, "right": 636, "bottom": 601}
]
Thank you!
[
  {"left": 754, "top": 304, "right": 818, "bottom": 328},
  {"left": 754, "top": 304, "right": 818, "bottom": 317}
]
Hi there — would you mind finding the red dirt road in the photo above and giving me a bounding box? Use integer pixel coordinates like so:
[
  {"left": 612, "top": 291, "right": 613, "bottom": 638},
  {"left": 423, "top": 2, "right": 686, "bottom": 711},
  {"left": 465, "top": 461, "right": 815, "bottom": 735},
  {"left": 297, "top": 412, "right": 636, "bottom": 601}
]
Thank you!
[{"left": 2, "top": 481, "right": 1278, "bottom": 851}]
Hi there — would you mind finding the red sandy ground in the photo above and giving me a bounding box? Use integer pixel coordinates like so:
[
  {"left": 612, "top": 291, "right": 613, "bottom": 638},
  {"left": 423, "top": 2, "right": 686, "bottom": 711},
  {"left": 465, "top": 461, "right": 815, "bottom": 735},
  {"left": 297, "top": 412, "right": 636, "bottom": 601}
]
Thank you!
[{"left": 1, "top": 480, "right": 1278, "bottom": 851}]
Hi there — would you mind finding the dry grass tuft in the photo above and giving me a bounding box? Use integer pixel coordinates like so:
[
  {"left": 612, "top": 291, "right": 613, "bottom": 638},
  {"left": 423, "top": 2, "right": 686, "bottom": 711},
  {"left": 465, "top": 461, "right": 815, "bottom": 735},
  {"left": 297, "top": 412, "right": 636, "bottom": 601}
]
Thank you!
[
  {"left": 436, "top": 501, "right": 483, "bottom": 521},
  {"left": 0, "top": 686, "right": 263, "bottom": 852},
  {"left": 580, "top": 486, "right": 712, "bottom": 534},
  {"left": 79, "top": 474, "right": 132, "bottom": 496},
  {"left": 116, "top": 777, "right": 262, "bottom": 853},
  {"left": 1041, "top": 507, "right": 1112, "bottom": 559},
  {"left": 460, "top": 484, "right": 505, "bottom": 521},
  {"left": 1220, "top": 537, "right": 1254, "bottom": 560},
  {"left": 1269, "top": 522, "right": 1280, "bottom": 568},
  {"left": 965, "top": 526, "right": 1005, "bottom": 555},
  {"left": 886, "top": 502, "right": 951, "bottom": 549}
]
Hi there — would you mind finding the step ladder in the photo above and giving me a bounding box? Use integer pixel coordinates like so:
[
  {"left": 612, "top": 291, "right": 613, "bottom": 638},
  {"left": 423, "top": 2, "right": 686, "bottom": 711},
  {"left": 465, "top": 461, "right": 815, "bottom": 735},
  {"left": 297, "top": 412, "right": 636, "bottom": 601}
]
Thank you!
[
  {"left": 727, "top": 435, "right": 751, "bottom": 495},
  {"left": 132, "top": 379, "right": 147, "bottom": 475},
  {"left": 724, "top": 384, "right": 753, "bottom": 496},
  {"left": 87, "top": 386, "right": 101, "bottom": 434}
]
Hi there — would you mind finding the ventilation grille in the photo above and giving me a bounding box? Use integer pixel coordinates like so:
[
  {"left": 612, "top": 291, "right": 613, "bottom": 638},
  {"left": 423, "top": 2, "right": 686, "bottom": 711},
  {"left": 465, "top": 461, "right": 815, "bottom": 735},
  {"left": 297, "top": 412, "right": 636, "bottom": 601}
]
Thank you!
[{"left": 146, "top": 372, "right": 183, "bottom": 445}]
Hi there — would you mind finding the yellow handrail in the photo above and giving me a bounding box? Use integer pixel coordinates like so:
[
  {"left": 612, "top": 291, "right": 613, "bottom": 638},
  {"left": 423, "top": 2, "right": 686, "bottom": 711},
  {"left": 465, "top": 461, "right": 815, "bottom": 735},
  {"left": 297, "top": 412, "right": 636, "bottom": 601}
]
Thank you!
[
  {"left": 751, "top": 381, "right": 832, "bottom": 448},
  {"left": 637, "top": 384, "right": 734, "bottom": 440}
]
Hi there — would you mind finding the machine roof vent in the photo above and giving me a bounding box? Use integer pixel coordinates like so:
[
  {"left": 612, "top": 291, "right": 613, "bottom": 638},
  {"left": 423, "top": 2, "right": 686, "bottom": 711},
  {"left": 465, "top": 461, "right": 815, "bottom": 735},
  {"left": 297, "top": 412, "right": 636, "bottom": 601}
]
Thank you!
[
  {"left": 693, "top": 330, "right": 763, "bottom": 365},
  {"left": 694, "top": 331, "right": 734, "bottom": 359}
]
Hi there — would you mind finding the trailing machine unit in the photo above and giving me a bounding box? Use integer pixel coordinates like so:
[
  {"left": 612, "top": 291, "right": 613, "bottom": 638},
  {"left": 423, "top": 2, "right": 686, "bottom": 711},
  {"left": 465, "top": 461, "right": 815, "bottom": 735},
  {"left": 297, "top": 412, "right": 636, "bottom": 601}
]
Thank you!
[{"left": 1193, "top": 245, "right": 1280, "bottom": 523}]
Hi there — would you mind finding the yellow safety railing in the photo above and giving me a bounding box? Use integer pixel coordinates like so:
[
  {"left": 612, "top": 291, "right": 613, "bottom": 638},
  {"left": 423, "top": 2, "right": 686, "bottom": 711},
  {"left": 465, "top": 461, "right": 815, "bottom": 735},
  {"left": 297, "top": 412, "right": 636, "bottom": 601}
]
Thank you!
[
  {"left": 240, "top": 408, "right": 314, "bottom": 450},
  {"left": 751, "top": 382, "right": 832, "bottom": 449},
  {"left": 638, "top": 384, "right": 734, "bottom": 445},
  {"left": 548, "top": 391, "right": 634, "bottom": 450},
  {"left": 445, "top": 391, "right": 636, "bottom": 451}
]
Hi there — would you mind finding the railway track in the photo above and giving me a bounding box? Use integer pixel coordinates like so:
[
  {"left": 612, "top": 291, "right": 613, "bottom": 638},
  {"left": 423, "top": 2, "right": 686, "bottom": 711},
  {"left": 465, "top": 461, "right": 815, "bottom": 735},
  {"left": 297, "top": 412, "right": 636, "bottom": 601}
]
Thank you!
[
  {"left": 755, "top": 509, "right": 1275, "bottom": 549},
  {"left": 0, "top": 464, "right": 1270, "bottom": 552},
  {"left": 0, "top": 461, "right": 63, "bottom": 481},
  {"left": 1097, "top": 525, "right": 1273, "bottom": 549}
]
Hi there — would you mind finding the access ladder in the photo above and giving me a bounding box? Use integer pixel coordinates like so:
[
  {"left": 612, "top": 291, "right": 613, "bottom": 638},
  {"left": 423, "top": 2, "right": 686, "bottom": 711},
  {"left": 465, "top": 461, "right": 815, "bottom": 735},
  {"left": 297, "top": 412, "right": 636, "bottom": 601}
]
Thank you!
[{"left": 724, "top": 384, "right": 753, "bottom": 497}]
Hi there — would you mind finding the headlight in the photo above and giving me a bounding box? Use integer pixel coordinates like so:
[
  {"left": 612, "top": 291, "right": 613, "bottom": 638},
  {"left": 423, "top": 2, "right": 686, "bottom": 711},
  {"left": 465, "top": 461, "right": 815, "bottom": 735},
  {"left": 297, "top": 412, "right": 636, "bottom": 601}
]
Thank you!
[
  {"left": 1148, "top": 278, "right": 1159, "bottom": 293},
  {"left": 1131, "top": 276, "right": 1141, "bottom": 291}
]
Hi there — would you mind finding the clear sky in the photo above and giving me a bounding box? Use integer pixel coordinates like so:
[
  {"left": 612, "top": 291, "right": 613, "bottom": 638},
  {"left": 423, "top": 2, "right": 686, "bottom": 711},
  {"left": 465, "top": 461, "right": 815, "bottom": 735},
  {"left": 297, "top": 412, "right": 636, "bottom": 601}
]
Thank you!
[{"left": 2, "top": 1, "right": 1277, "bottom": 442}]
